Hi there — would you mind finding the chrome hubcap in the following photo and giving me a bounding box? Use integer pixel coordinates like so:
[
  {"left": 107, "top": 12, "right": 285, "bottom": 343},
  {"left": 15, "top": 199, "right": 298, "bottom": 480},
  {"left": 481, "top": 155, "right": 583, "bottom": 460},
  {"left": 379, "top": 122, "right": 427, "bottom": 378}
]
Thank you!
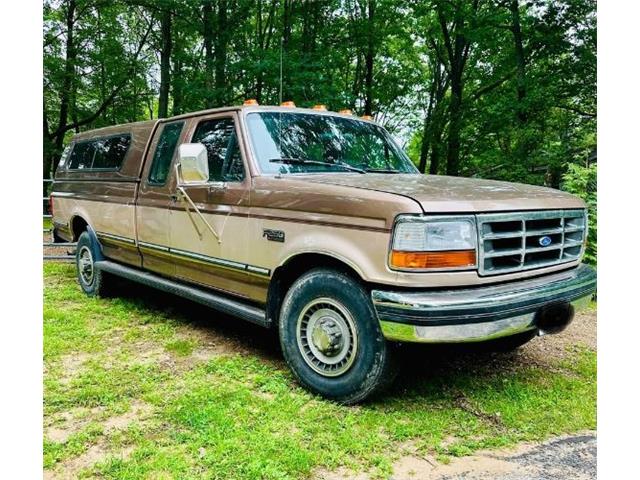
[
  {"left": 78, "top": 246, "right": 94, "bottom": 285},
  {"left": 296, "top": 298, "right": 358, "bottom": 377}
]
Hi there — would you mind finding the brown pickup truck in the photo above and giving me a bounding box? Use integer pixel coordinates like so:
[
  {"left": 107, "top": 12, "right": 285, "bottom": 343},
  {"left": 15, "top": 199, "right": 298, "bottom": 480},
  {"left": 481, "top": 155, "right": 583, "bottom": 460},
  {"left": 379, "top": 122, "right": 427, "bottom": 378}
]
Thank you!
[{"left": 51, "top": 103, "right": 597, "bottom": 403}]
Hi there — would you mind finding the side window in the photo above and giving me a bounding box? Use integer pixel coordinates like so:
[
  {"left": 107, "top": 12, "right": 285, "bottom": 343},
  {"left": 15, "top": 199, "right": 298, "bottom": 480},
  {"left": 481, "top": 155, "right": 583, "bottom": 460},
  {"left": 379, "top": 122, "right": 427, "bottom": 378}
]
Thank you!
[
  {"left": 67, "top": 142, "right": 96, "bottom": 170},
  {"left": 148, "top": 122, "right": 184, "bottom": 185},
  {"left": 192, "top": 118, "right": 245, "bottom": 182},
  {"left": 92, "top": 135, "right": 131, "bottom": 170}
]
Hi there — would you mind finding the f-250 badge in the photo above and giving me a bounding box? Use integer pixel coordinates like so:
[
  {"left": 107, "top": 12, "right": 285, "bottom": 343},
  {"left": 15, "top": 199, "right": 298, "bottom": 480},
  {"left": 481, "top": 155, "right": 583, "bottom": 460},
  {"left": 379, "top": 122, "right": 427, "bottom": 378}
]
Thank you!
[{"left": 263, "top": 229, "right": 285, "bottom": 243}]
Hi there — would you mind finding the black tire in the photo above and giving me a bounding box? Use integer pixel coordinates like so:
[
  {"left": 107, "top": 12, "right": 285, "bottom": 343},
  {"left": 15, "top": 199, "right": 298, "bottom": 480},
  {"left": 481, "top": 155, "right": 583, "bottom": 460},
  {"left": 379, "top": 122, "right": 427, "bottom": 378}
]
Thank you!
[
  {"left": 279, "top": 268, "right": 398, "bottom": 404},
  {"left": 482, "top": 329, "right": 537, "bottom": 353},
  {"left": 75, "top": 231, "right": 111, "bottom": 297}
]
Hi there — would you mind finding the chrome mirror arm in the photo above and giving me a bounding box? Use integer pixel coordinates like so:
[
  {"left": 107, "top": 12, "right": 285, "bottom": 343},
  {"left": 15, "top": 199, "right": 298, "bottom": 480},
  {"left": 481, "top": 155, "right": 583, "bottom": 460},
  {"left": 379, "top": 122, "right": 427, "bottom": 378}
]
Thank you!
[{"left": 174, "top": 164, "right": 222, "bottom": 244}]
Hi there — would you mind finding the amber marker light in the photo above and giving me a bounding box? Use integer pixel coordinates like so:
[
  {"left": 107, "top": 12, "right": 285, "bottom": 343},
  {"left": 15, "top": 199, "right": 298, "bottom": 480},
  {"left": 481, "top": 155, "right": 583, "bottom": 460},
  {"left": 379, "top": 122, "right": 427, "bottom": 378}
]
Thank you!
[
  {"left": 390, "top": 250, "right": 476, "bottom": 270},
  {"left": 361, "top": 114, "right": 373, "bottom": 120},
  {"left": 243, "top": 98, "right": 259, "bottom": 105},
  {"left": 312, "top": 104, "right": 327, "bottom": 111},
  {"left": 338, "top": 109, "right": 353, "bottom": 115},
  {"left": 281, "top": 101, "right": 296, "bottom": 107}
]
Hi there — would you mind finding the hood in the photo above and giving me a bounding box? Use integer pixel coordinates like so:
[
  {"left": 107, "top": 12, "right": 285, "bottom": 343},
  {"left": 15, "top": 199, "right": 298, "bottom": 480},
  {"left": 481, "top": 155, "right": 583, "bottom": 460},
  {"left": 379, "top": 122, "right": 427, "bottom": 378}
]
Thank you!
[{"left": 300, "top": 173, "right": 584, "bottom": 213}]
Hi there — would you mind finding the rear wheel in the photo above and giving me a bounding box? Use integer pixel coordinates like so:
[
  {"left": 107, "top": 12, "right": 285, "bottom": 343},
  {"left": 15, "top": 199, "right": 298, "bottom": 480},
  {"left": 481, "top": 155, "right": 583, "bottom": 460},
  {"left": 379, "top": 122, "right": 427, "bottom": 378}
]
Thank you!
[
  {"left": 75, "top": 231, "right": 111, "bottom": 297},
  {"left": 279, "top": 268, "right": 397, "bottom": 404}
]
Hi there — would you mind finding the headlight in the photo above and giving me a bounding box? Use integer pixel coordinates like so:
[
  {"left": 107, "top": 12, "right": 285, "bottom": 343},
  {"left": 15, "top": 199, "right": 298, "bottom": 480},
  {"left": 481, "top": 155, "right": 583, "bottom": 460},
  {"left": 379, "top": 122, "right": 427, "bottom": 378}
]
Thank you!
[{"left": 390, "top": 216, "right": 477, "bottom": 270}]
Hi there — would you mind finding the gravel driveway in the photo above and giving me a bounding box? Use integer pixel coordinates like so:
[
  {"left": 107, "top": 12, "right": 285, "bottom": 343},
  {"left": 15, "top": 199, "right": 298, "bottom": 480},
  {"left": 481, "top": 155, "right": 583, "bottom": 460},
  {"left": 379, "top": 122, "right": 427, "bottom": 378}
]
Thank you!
[{"left": 422, "top": 433, "right": 596, "bottom": 480}]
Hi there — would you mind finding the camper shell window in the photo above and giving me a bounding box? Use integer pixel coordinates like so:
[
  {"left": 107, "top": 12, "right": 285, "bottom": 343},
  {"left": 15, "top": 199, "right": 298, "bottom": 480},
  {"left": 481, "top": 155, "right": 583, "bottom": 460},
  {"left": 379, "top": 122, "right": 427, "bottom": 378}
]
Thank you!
[{"left": 66, "top": 134, "right": 132, "bottom": 171}]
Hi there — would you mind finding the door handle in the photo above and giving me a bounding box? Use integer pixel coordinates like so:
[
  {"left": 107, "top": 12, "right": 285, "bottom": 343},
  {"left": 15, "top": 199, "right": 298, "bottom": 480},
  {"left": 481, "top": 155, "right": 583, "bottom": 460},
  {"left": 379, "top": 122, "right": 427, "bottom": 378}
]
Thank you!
[{"left": 208, "top": 182, "right": 227, "bottom": 193}]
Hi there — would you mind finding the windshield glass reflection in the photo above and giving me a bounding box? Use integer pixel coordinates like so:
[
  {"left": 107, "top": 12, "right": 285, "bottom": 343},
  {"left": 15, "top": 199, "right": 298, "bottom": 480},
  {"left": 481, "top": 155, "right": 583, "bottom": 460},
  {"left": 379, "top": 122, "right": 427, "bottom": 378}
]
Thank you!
[{"left": 246, "top": 112, "right": 418, "bottom": 174}]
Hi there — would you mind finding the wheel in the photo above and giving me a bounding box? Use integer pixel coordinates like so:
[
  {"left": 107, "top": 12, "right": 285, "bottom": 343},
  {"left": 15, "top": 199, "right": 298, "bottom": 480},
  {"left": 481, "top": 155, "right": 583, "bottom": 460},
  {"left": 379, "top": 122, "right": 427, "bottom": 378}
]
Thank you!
[
  {"left": 483, "top": 330, "right": 538, "bottom": 353},
  {"left": 75, "top": 231, "right": 111, "bottom": 297},
  {"left": 279, "top": 268, "right": 398, "bottom": 404}
]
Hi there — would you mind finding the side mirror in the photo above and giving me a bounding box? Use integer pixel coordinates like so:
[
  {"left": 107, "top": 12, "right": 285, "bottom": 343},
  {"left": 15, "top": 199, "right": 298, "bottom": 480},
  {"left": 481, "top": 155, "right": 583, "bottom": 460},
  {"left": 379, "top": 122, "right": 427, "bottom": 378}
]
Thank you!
[{"left": 177, "top": 143, "right": 209, "bottom": 184}]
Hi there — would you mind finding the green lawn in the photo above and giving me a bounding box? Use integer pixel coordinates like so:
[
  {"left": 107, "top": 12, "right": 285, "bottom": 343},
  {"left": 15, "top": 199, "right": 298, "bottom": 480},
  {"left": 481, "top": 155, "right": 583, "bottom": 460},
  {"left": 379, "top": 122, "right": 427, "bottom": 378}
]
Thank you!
[{"left": 43, "top": 262, "right": 596, "bottom": 479}]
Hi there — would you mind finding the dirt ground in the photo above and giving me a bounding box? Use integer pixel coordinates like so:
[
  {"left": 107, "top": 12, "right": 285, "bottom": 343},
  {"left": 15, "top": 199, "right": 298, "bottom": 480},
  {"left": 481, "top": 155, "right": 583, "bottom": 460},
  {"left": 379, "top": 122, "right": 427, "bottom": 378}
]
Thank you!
[{"left": 315, "top": 432, "right": 596, "bottom": 480}]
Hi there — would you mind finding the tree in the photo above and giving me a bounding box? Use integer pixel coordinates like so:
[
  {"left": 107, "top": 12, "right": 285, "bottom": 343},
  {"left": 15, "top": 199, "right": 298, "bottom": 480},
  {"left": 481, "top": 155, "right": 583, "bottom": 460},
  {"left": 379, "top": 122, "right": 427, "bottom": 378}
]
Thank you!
[{"left": 43, "top": 0, "right": 596, "bottom": 201}]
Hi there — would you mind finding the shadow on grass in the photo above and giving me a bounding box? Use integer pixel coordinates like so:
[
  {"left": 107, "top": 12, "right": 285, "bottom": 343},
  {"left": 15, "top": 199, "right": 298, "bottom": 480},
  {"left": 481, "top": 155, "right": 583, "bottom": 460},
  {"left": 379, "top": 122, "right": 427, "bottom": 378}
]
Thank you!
[
  {"left": 107, "top": 275, "right": 283, "bottom": 359},
  {"left": 105, "top": 274, "right": 539, "bottom": 403}
]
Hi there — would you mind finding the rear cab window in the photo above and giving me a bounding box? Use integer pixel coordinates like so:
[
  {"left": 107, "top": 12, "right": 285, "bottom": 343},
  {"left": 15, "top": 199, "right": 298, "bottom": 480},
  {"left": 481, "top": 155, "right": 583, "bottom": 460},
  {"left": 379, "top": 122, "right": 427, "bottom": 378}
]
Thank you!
[{"left": 148, "top": 122, "right": 185, "bottom": 185}]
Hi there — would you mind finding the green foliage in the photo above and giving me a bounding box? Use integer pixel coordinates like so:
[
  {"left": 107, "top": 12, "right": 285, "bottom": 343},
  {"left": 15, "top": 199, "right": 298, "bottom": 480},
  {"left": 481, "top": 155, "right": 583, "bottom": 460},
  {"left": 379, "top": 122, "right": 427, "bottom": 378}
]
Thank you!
[{"left": 562, "top": 162, "right": 597, "bottom": 264}]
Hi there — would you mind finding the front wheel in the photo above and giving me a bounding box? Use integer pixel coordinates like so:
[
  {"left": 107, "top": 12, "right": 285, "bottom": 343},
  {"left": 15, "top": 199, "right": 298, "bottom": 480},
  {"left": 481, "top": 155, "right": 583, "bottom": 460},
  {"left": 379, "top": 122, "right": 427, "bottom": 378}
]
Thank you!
[{"left": 279, "top": 268, "right": 397, "bottom": 404}]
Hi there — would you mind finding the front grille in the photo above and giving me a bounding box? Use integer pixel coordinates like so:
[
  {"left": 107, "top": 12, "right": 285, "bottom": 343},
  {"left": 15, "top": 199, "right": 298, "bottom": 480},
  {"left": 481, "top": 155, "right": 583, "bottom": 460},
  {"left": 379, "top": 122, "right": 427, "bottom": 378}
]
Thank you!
[{"left": 477, "top": 210, "right": 586, "bottom": 276}]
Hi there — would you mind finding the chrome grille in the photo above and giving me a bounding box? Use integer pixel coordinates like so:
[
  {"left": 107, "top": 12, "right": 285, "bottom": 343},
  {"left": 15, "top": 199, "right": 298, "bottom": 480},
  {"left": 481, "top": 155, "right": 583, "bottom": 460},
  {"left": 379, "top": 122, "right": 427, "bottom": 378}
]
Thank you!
[{"left": 477, "top": 210, "right": 586, "bottom": 276}]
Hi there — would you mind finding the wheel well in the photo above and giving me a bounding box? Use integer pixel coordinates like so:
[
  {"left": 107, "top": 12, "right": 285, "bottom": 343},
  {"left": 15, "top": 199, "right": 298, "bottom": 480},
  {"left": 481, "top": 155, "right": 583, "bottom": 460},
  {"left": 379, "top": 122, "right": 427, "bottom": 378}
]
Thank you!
[
  {"left": 71, "top": 216, "right": 89, "bottom": 241},
  {"left": 265, "top": 253, "right": 363, "bottom": 328}
]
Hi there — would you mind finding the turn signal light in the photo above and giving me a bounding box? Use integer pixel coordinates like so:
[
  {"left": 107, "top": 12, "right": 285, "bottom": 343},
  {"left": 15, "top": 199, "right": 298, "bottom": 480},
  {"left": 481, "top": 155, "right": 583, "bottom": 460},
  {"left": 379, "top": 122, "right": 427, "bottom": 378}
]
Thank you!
[
  {"left": 390, "top": 250, "right": 476, "bottom": 269},
  {"left": 281, "top": 101, "right": 296, "bottom": 107},
  {"left": 339, "top": 109, "right": 353, "bottom": 115},
  {"left": 243, "top": 98, "right": 259, "bottom": 105},
  {"left": 312, "top": 104, "right": 327, "bottom": 111}
]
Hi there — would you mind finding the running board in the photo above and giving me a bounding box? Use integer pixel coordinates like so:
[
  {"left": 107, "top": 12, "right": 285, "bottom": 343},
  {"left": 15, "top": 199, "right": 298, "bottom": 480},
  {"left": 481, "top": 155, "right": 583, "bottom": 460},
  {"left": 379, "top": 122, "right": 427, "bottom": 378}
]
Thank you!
[{"left": 95, "top": 260, "right": 269, "bottom": 328}]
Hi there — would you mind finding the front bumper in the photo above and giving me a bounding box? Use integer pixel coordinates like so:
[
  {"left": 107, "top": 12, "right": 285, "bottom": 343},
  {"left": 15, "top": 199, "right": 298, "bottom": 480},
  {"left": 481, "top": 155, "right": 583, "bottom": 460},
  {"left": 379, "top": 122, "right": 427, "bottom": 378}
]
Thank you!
[{"left": 372, "top": 264, "right": 596, "bottom": 343}]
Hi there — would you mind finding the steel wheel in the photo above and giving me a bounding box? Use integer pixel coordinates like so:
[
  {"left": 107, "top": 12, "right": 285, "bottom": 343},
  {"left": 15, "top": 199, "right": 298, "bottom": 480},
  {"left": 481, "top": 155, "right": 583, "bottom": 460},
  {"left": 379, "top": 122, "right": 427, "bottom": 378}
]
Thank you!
[
  {"left": 296, "top": 297, "right": 358, "bottom": 377},
  {"left": 78, "top": 245, "right": 94, "bottom": 285}
]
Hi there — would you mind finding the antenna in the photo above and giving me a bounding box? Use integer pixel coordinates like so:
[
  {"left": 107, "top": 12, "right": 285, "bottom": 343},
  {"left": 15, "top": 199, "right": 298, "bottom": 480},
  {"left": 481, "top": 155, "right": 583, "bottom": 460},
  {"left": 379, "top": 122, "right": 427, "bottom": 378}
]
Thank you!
[
  {"left": 278, "top": 35, "right": 284, "bottom": 164},
  {"left": 279, "top": 36, "right": 284, "bottom": 104}
]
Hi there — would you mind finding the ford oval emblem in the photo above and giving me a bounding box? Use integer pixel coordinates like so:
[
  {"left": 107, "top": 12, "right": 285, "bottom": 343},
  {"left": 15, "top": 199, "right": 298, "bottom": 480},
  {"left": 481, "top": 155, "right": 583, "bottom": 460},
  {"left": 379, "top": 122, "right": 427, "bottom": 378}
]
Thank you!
[{"left": 539, "top": 236, "right": 552, "bottom": 247}]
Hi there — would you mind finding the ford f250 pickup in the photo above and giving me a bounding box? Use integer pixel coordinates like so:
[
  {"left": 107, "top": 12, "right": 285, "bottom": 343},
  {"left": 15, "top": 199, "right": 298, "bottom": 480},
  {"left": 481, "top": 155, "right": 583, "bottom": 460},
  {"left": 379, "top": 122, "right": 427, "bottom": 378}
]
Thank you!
[{"left": 51, "top": 103, "right": 597, "bottom": 403}]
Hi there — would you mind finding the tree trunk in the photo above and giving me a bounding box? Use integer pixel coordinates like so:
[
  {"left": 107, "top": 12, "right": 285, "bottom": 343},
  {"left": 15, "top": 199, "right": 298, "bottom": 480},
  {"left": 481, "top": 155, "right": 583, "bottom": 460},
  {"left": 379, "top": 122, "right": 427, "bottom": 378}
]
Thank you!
[
  {"left": 429, "top": 124, "right": 444, "bottom": 175},
  {"left": 446, "top": 72, "right": 463, "bottom": 176},
  {"left": 215, "top": 0, "right": 228, "bottom": 106},
  {"left": 363, "top": 0, "right": 375, "bottom": 115},
  {"left": 45, "top": 0, "right": 76, "bottom": 182},
  {"left": 203, "top": 0, "right": 215, "bottom": 108},
  {"left": 172, "top": 32, "right": 183, "bottom": 116},
  {"left": 419, "top": 56, "right": 446, "bottom": 173},
  {"left": 509, "top": 0, "right": 534, "bottom": 167},
  {"left": 158, "top": 8, "right": 172, "bottom": 119},
  {"left": 437, "top": 0, "right": 477, "bottom": 176},
  {"left": 509, "top": 0, "right": 527, "bottom": 124}
]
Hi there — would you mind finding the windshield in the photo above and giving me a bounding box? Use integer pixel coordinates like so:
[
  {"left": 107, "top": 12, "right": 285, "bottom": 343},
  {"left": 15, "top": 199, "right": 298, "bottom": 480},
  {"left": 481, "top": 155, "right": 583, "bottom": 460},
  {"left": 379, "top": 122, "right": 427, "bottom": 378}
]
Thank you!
[{"left": 246, "top": 112, "right": 418, "bottom": 174}]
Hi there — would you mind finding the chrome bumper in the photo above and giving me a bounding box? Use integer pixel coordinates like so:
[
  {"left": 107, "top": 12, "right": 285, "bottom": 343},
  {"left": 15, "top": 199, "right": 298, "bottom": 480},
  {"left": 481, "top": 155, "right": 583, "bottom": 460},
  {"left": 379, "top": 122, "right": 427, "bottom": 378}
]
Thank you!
[{"left": 372, "top": 264, "right": 596, "bottom": 343}]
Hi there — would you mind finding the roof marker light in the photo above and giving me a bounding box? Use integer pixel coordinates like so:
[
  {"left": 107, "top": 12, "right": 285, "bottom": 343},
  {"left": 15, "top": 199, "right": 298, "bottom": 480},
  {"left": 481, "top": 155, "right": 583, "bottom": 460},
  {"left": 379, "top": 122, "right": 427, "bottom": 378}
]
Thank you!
[
  {"left": 361, "top": 114, "right": 373, "bottom": 121},
  {"left": 243, "top": 99, "right": 259, "bottom": 105},
  {"left": 281, "top": 101, "right": 296, "bottom": 107},
  {"left": 312, "top": 104, "right": 327, "bottom": 111},
  {"left": 338, "top": 109, "right": 353, "bottom": 115}
]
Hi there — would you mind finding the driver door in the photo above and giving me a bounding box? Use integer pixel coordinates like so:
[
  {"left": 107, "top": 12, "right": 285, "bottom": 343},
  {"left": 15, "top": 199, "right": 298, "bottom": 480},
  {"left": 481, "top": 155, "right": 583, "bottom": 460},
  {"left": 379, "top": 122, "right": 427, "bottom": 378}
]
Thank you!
[{"left": 169, "top": 113, "right": 254, "bottom": 299}]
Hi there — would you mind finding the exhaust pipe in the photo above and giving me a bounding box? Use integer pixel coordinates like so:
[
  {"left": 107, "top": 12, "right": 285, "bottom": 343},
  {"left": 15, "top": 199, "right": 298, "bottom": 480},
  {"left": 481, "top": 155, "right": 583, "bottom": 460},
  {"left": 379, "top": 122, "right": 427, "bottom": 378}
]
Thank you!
[{"left": 535, "top": 302, "right": 575, "bottom": 335}]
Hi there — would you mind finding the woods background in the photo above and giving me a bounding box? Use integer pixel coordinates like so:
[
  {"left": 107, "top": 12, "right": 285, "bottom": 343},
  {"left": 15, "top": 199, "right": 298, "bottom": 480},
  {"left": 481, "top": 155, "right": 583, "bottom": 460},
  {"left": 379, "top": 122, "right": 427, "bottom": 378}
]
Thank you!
[{"left": 43, "top": 0, "right": 597, "bottom": 261}]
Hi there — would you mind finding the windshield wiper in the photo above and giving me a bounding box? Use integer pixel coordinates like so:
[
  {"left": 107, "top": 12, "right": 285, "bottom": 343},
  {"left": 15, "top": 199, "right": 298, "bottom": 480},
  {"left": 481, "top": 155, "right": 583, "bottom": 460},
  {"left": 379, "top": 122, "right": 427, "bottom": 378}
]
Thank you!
[
  {"left": 364, "top": 167, "right": 401, "bottom": 173},
  {"left": 268, "top": 157, "right": 366, "bottom": 174}
]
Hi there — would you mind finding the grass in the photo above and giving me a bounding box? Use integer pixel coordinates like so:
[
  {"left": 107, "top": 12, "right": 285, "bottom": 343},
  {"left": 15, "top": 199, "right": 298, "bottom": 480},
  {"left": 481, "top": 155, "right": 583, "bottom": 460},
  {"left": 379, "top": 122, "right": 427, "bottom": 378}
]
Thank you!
[{"left": 43, "top": 262, "right": 596, "bottom": 479}]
